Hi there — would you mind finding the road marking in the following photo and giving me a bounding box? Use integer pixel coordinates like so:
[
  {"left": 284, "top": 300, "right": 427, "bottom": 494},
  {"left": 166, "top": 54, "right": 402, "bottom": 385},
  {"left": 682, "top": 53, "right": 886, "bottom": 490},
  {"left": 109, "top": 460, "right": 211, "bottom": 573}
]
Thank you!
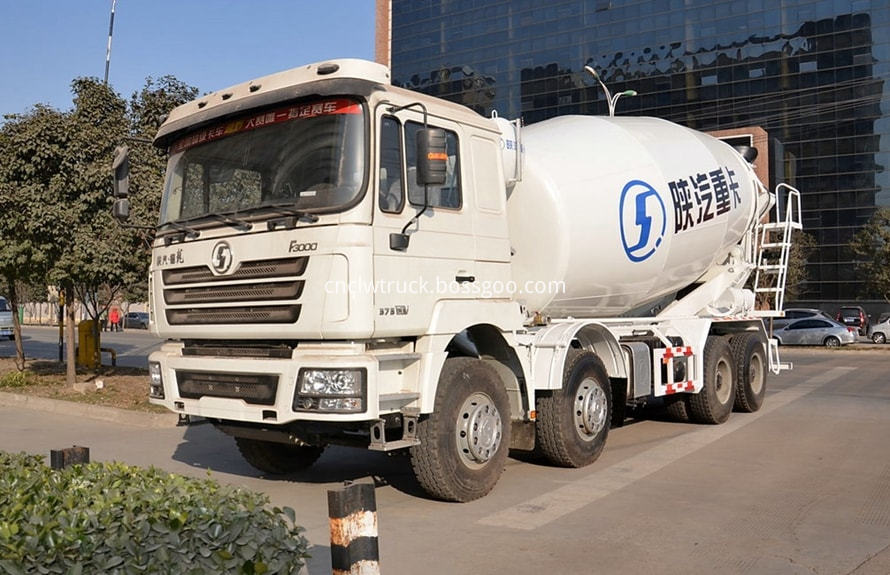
[{"left": 479, "top": 366, "right": 856, "bottom": 530}]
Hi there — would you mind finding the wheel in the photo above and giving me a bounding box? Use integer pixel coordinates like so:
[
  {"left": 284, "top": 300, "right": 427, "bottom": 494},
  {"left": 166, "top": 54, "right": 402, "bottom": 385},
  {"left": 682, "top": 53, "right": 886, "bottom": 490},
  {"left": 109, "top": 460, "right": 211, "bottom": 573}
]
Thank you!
[
  {"left": 410, "top": 358, "right": 511, "bottom": 502},
  {"left": 731, "top": 333, "right": 768, "bottom": 413},
  {"left": 535, "top": 351, "right": 611, "bottom": 468},
  {"left": 872, "top": 332, "right": 885, "bottom": 344},
  {"left": 823, "top": 336, "right": 840, "bottom": 348},
  {"left": 234, "top": 437, "right": 324, "bottom": 474},
  {"left": 663, "top": 395, "right": 690, "bottom": 422},
  {"left": 687, "top": 336, "right": 735, "bottom": 424}
]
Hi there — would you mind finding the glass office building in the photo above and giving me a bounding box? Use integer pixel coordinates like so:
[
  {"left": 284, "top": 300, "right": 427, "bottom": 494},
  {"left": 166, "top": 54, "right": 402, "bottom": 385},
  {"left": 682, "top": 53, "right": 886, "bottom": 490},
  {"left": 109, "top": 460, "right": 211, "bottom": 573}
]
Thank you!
[{"left": 387, "top": 0, "right": 890, "bottom": 305}]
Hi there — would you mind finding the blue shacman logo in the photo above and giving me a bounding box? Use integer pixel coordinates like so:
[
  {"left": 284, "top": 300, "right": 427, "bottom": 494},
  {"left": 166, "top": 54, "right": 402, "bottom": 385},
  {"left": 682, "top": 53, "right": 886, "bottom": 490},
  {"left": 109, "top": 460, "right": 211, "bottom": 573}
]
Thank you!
[{"left": 619, "top": 180, "right": 666, "bottom": 263}]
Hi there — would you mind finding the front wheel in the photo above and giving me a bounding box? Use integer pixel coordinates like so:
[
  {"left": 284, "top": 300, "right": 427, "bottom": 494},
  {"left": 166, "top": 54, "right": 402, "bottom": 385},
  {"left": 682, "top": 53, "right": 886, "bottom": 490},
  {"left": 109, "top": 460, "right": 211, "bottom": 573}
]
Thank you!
[
  {"left": 687, "top": 336, "right": 736, "bottom": 424},
  {"left": 872, "top": 332, "right": 885, "bottom": 344},
  {"left": 410, "top": 358, "right": 511, "bottom": 502},
  {"left": 824, "top": 336, "right": 841, "bottom": 348},
  {"left": 536, "top": 351, "right": 611, "bottom": 468}
]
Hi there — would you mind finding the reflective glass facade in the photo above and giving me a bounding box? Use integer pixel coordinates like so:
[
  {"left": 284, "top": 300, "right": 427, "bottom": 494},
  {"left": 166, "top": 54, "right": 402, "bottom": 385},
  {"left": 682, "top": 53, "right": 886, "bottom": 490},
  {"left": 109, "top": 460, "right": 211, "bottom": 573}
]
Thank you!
[{"left": 390, "top": 0, "right": 890, "bottom": 304}]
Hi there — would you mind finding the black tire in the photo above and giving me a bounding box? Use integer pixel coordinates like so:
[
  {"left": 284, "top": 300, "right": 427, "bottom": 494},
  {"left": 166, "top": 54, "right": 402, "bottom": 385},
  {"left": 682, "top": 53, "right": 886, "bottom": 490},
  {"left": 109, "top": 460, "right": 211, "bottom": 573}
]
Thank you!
[
  {"left": 663, "top": 396, "right": 690, "bottom": 422},
  {"left": 535, "top": 351, "right": 611, "bottom": 468},
  {"left": 687, "top": 336, "right": 735, "bottom": 424},
  {"left": 235, "top": 437, "right": 324, "bottom": 474},
  {"left": 410, "top": 358, "right": 511, "bottom": 502},
  {"left": 824, "top": 336, "right": 841, "bottom": 348},
  {"left": 872, "top": 332, "right": 886, "bottom": 344},
  {"left": 731, "top": 333, "right": 768, "bottom": 413}
]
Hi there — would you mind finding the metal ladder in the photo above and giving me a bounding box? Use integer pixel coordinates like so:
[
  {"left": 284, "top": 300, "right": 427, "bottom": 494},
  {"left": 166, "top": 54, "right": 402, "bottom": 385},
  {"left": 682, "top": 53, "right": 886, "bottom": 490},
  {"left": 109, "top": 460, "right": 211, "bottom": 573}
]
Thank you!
[{"left": 753, "top": 183, "right": 803, "bottom": 313}]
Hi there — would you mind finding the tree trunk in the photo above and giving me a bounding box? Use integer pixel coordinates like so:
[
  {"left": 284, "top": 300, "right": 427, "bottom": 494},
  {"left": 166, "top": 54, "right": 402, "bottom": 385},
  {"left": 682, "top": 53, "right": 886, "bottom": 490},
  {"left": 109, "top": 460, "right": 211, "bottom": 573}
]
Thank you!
[
  {"left": 65, "top": 286, "right": 77, "bottom": 386},
  {"left": 7, "top": 282, "right": 26, "bottom": 371}
]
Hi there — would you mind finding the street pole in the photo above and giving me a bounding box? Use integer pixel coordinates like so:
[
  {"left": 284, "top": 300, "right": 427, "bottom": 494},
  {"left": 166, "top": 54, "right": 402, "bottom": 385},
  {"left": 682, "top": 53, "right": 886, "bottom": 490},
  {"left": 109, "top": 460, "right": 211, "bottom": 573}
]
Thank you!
[{"left": 104, "top": 0, "right": 118, "bottom": 85}]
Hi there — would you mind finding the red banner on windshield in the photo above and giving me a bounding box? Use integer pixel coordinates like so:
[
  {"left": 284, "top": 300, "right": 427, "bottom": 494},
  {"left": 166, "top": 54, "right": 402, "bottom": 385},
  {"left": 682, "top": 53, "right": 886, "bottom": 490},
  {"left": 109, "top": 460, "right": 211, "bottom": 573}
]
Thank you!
[{"left": 171, "top": 98, "right": 361, "bottom": 153}]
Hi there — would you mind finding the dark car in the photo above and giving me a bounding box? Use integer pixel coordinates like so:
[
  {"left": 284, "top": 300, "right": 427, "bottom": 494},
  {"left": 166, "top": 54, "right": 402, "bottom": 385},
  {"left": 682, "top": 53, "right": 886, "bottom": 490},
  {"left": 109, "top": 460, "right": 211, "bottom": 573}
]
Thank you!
[
  {"left": 836, "top": 305, "right": 869, "bottom": 336},
  {"left": 123, "top": 311, "right": 149, "bottom": 329}
]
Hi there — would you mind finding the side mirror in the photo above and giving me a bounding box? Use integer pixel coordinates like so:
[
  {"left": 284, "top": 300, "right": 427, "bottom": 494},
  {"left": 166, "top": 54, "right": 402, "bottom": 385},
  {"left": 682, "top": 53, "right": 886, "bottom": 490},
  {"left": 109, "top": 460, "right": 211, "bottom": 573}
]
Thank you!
[
  {"left": 416, "top": 128, "right": 447, "bottom": 186},
  {"left": 112, "top": 198, "right": 130, "bottom": 222},
  {"left": 112, "top": 145, "right": 130, "bottom": 199}
]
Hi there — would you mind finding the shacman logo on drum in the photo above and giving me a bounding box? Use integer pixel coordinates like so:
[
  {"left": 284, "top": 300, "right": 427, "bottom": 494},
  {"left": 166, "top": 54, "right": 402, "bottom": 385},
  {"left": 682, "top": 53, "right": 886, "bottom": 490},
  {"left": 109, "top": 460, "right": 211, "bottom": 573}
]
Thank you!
[{"left": 619, "top": 179, "right": 667, "bottom": 263}]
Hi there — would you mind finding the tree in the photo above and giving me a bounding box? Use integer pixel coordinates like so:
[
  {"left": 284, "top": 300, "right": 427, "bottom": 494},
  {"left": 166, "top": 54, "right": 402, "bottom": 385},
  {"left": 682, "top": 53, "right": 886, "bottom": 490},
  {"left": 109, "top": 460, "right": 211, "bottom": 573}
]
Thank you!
[
  {"left": 0, "top": 106, "right": 70, "bottom": 370},
  {"left": 850, "top": 207, "right": 890, "bottom": 303},
  {"left": 785, "top": 231, "right": 817, "bottom": 302}
]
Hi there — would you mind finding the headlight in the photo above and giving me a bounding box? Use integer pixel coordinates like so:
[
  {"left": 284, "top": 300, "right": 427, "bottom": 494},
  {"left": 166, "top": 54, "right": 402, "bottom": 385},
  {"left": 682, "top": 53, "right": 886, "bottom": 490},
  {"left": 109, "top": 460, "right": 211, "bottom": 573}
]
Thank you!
[
  {"left": 294, "top": 368, "right": 366, "bottom": 413},
  {"left": 148, "top": 361, "right": 164, "bottom": 399}
]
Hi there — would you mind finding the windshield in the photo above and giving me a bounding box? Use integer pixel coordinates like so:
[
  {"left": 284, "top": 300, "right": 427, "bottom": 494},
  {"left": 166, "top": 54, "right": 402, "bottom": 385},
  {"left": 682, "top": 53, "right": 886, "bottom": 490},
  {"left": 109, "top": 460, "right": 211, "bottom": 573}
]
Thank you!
[
  {"left": 0, "top": 299, "right": 9, "bottom": 312},
  {"left": 159, "top": 98, "right": 366, "bottom": 226}
]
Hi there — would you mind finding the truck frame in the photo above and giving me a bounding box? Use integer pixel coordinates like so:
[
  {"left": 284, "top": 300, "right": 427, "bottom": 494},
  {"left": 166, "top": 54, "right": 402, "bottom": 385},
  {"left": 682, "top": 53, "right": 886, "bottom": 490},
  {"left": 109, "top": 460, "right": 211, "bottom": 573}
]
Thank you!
[{"left": 112, "top": 59, "right": 801, "bottom": 501}]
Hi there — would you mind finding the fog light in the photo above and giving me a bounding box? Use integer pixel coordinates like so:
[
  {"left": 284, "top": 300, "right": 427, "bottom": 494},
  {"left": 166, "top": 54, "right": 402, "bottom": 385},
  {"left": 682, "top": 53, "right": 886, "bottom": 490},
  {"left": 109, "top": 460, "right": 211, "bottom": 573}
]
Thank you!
[
  {"left": 149, "top": 361, "right": 164, "bottom": 399},
  {"left": 294, "top": 368, "right": 365, "bottom": 413}
]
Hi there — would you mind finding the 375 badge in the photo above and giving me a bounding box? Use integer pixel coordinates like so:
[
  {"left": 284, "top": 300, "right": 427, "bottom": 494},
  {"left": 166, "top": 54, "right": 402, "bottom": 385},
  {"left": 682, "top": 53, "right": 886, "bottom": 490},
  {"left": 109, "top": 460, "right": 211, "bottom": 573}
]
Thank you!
[{"left": 619, "top": 180, "right": 667, "bottom": 263}]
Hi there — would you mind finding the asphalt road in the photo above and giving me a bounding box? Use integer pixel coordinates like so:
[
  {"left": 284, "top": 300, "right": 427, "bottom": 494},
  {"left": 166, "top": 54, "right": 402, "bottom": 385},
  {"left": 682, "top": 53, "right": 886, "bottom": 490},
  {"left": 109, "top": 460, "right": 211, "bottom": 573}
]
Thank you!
[
  {"left": 1, "top": 347, "right": 889, "bottom": 574},
  {"left": 0, "top": 325, "right": 163, "bottom": 368}
]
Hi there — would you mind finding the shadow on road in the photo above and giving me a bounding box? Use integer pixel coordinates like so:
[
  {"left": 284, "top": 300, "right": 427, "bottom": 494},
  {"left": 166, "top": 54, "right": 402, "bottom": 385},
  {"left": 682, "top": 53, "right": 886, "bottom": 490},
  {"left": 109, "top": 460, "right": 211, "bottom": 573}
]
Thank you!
[{"left": 171, "top": 422, "right": 429, "bottom": 498}]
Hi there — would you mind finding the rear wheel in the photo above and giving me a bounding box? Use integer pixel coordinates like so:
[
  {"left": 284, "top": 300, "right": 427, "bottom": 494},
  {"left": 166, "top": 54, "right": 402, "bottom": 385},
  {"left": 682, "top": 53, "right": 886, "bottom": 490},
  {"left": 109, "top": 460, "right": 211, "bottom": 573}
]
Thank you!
[
  {"left": 687, "top": 336, "right": 735, "bottom": 424},
  {"left": 824, "top": 336, "right": 840, "bottom": 348},
  {"left": 410, "top": 358, "right": 511, "bottom": 502},
  {"left": 731, "top": 333, "right": 768, "bottom": 413},
  {"left": 235, "top": 437, "right": 324, "bottom": 474},
  {"left": 536, "top": 351, "right": 611, "bottom": 467}
]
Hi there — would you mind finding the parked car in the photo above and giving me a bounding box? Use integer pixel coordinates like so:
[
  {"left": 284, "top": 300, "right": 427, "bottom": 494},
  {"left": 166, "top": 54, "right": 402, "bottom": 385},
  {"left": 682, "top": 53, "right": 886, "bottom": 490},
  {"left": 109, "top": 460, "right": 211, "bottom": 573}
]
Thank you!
[
  {"left": 771, "top": 307, "right": 834, "bottom": 330},
  {"left": 0, "top": 297, "right": 14, "bottom": 340},
  {"left": 868, "top": 313, "right": 890, "bottom": 344},
  {"left": 836, "top": 305, "right": 869, "bottom": 336},
  {"left": 773, "top": 317, "right": 856, "bottom": 348},
  {"left": 123, "top": 311, "right": 149, "bottom": 329}
]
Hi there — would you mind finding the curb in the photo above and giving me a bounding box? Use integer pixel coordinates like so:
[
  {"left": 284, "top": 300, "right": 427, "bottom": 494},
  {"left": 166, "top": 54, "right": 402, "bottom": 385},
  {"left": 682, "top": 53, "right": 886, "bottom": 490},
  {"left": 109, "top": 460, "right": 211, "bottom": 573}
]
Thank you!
[{"left": 0, "top": 391, "right": 179, "bottom": 428}]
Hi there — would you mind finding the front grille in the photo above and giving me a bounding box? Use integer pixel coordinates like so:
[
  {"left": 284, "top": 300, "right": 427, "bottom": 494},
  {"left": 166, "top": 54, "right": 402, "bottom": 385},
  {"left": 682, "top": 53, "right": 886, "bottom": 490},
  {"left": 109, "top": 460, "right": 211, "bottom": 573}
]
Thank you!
[
  {"left": 182, "top": 341, "right": 294, "bottom": 358},
  {"left": 166, "top": 305, "right": 301, "bottom": 325},
  {"left": 177, "top": 371, "right": 278, "bottom": 405},
  {"left": 164, "top": 281, "right": 304, "bottom": 305},
  {"left": 163, "top": 257, "right": 307, "bottom": 285}
]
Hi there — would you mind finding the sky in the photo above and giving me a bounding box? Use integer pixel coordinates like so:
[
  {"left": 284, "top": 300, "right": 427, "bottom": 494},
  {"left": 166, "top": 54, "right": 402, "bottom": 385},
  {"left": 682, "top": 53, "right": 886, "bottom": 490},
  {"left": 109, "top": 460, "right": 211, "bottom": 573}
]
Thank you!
[{"left": 0, "top": 0, "right": 376, "bottom": 120}]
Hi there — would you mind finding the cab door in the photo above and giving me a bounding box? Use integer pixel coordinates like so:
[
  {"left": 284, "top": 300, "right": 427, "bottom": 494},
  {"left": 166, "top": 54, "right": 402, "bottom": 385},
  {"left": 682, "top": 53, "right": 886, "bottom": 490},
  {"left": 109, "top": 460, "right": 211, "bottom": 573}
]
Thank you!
[{"left": 372, "top": 108, "right": 477, "bottom": 337}]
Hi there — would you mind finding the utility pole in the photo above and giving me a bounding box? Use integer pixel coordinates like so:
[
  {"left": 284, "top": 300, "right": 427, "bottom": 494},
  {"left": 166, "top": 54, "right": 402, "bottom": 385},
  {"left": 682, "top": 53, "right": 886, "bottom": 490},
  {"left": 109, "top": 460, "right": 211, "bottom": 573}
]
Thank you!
[{"left": 104, "top": 0, "right": 118, "bottom": 85}]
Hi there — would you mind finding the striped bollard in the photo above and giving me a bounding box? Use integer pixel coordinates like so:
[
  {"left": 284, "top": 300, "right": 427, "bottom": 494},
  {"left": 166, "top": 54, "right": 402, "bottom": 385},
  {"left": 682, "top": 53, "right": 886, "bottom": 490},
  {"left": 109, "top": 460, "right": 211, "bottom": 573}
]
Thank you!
[{"left": 328, "top": 482, "right": 380, "bottom": 575}]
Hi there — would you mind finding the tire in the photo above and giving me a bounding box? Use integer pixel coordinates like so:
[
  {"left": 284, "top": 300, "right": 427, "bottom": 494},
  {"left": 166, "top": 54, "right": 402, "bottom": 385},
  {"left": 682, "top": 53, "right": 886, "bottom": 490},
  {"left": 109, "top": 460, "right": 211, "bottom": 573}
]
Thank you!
[
  {"left": 235, "top": 437, "right": 324, "bottom": 474},
  {"left": 824, "top": 336, "right": 840, "bottom": 348},
  {"left": 410, "top": 358, "right": 511, "bottom": 502},
  {"left": 663, "top": 396, "right": 690, "bottom": 422},
  {"left": 872, "top": 332, "right": 885, "bottom": 344},
  {"left": 535, "top": 351, "right": 611, "bottom": 468},
  {"left": 731, "top": 333, "right": 768, "bottom": 413},
  {"left": 687, "top": 336, "right": 735, "bottom": 424}
]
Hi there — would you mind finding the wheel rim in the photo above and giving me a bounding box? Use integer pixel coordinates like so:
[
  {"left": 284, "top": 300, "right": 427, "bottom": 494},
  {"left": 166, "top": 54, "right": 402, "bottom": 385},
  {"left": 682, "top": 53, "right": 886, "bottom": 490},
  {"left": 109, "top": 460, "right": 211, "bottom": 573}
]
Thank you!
[
  {"left": 574, "top": 377, "right": 608, "bottom": 441},
  {"left": 749, "top": 352, "right": 765, "bottom": 394},
  {"left": 874, "top": 333, "right": 885, "bottom": 344},
  {"left": 455, "top": 392, "right": 503, "bottom": 469},
  {"left": 715, "top": 357, "right": 733, "bottom": 404},
  {"left": 825, "top": 337, "right": 839, "bottom": 348}
]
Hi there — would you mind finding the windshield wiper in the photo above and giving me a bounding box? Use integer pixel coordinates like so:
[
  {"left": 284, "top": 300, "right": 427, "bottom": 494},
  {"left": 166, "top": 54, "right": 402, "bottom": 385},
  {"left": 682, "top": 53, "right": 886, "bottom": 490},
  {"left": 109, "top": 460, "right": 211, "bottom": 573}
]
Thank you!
[
  {"left": 196, "top": 213, "right": 252, "bottom": 232},
  {"left": 250, "top": 204, "right": 320, "bottom": 230},
  {"left": 158, "top": 221, "right": 200, "bottom": 245}
]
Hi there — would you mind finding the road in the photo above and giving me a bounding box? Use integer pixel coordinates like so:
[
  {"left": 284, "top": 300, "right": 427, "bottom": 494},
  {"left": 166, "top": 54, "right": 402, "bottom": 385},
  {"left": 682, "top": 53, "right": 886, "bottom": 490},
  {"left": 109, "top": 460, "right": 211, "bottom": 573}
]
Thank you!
[
  {"left": 0, "top": 325, "right": 163, "bottom": 368},
  {"left": 1, "top": 347, "right": 888, "bottom": 574}
]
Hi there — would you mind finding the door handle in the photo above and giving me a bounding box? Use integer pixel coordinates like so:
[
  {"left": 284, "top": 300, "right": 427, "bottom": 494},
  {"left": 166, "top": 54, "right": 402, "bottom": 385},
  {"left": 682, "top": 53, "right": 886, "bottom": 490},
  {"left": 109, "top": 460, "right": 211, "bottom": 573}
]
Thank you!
[{"left": 455, "top": 275, "right": 475, "bottom": 283}]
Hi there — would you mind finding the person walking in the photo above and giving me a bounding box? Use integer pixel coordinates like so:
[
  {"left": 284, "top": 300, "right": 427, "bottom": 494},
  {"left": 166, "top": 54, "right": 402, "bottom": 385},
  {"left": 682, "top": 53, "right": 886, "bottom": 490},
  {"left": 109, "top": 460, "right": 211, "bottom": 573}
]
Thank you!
[{"left": 109, "top": 307, "right": 120, "bottom": 332}]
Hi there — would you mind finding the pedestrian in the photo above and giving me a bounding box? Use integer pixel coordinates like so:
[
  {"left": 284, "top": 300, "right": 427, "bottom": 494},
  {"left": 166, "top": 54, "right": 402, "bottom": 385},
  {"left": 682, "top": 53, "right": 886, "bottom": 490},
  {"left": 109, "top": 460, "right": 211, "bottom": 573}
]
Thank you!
[
  {"left": 100, "top": 310, "right": 108, "bottom": 332},
  {"left": 109, "top": 307, "right": 120, "bottom": 332}
]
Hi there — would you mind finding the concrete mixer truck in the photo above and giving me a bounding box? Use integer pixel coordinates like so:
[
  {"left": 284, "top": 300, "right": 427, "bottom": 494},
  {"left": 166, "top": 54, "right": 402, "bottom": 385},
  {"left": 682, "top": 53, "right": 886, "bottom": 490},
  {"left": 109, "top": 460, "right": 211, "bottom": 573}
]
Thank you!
[{"left": 111, "top": 59, "right": 801, "bottom": 502}]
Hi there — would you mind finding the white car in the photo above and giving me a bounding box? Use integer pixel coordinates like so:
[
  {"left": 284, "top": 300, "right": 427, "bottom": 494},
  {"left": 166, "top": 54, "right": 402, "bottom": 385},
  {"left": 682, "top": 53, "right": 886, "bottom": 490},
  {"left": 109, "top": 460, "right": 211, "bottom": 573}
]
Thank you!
[
  {"left": 0, "top": 297, "right": 14, "bottom": 340},
  {"left": 868, "top": 314, "right": 890, "bottom": 344}
]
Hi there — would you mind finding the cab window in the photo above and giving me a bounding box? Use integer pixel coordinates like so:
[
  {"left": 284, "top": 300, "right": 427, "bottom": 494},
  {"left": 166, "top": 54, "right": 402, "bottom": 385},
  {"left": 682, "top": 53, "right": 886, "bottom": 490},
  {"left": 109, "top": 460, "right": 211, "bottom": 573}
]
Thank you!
[{"left": 379, "top": 116, "right": 404, "bottom": 213}]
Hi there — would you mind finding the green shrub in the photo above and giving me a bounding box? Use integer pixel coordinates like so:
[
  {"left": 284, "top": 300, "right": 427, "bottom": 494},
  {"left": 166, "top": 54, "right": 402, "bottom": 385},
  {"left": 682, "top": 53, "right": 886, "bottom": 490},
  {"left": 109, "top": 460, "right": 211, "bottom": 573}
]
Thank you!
[
  {"left": 0, "top": 451, "right": 308, "bottom": 574},
  {"left": 0, "top": 371, "right": 35, "bottom": 388}
]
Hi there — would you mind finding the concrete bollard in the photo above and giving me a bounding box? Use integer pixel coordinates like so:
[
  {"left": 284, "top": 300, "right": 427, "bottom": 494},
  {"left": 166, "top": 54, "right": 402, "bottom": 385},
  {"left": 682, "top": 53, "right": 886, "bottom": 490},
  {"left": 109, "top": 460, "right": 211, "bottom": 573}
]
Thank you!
[
  {"left": 50, "top": 446, "right": 90, "bottom": 470},
  {"left": 327, "top": 481, "right": 380, "bottom": 575}
]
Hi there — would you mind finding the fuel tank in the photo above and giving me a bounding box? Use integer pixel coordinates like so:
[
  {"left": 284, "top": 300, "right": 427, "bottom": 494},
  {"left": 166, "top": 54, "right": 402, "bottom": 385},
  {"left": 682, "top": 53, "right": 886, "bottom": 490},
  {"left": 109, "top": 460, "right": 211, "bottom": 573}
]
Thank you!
[{"left": 503, "top": 115, "right": 769, "bottom": 316}]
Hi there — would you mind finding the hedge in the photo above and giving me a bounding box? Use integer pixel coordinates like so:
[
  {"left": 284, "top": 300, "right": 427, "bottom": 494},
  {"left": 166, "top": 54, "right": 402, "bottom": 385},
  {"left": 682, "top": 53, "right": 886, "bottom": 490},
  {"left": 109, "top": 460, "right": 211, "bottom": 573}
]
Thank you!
[{"left": 0, "top": 451, "right": 309, "bottom": 574}]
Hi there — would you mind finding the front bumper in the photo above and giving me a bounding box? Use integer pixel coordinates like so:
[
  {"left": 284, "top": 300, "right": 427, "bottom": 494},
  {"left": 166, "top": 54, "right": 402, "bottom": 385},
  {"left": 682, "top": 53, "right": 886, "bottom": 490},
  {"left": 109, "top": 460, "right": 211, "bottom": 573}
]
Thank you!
[{"left": 149, "top": 342, "right": 383, "bottom": 424}]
